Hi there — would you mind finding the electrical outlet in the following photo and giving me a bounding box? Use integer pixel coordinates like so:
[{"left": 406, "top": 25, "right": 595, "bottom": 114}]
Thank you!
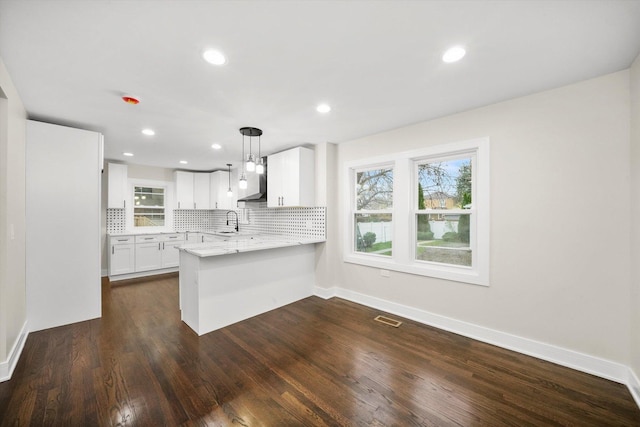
[{"left": 380, "top": 269, "right": 390, "bottom": 277}]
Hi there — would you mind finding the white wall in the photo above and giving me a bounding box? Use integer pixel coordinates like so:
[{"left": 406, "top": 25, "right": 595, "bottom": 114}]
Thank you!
[
  {"left": 325, "top": 70, "right": 631, "bottom": 365},
  {"left": 630, "top": 54, "right": 640, "bottom": 393},
  {"left": 0, "top": 56, "right": 28, "bottom": 380},
  {"left": 26, "top": 121, "right": 102, "bottom": 332}
]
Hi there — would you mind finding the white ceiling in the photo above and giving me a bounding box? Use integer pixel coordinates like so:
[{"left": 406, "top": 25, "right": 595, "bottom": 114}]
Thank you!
[{"left": 1, "top": 0, "right": 640, "bottom": 171}]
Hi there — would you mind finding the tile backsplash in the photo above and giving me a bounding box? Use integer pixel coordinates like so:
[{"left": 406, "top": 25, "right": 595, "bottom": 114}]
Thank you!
[{"left": 108, "top": 206, "right": 326, "bottom": 240}]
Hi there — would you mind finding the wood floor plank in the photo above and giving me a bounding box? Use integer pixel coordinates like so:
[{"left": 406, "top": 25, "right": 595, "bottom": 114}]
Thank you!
[{"left": 1, "top": 274, "right": 639, "bottom": 426}]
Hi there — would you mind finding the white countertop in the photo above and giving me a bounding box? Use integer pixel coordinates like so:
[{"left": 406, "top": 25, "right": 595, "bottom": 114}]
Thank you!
[
  {"left": 107, "top": 229, "right": 246, "bottom": 237},
  {"left": 179, "top": 235, "right": 324, "bottom": 258}
]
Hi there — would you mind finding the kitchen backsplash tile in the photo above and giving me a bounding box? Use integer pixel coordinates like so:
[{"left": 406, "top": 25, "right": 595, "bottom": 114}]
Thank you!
[
  {"left": 108, "top": 206, "right": 326, "bottom": 240},
  {"left": 106, "top": 208, "right": 126, "bottom": 234}
]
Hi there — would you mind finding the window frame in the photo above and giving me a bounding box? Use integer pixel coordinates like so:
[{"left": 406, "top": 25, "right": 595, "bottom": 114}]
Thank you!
[
  {"left": 133, "top": 185, "right": 166, "bottom": 228},
  {"left": 343, "top": 137, "right": 490, "bottom": 286},
  {"left": 352, "top": 164, "right": 395, "bottom": 258},
  {"left": 126, "top": 178, "right": 174, "bottom": 232}
]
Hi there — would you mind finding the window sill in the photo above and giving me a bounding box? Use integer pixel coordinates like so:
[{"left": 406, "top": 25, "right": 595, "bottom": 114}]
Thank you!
[{"left": 343, "top": 253, "right": 488, "bottom": 286}]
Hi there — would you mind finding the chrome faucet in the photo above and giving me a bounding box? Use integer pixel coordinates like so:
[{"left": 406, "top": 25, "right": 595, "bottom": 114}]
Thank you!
[{"left": 226, "top": 210, "right": 239, "bottom": 232}]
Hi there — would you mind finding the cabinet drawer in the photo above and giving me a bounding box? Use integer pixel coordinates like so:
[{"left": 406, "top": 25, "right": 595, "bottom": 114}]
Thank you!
[
  {"left": 110, "top": 235, "right": 135, "bottom": 244},
  {"left": 135, "top": 235, "right": 161, "bottom": 243},
  {"left": 159, "top": 233, "right": 185, "bottom": 242}
]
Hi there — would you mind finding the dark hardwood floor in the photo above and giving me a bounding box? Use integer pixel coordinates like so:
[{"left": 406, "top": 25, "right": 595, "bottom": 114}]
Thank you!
[{"left": 1, "top": 274, "right": 639, "bottom": 426}]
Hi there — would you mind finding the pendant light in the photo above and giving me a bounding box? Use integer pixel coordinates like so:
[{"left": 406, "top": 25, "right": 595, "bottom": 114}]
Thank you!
[
  {"left": 239, "top": 126, "right": 262, "bottom": 177},
  {"left": 255, "top": 134, "right": 265, "bottom": 175},
  {"left": 246, "top": 135, "right": 256, "bottom": 172},
  {"left": 226, "top": 163, "right": 233, "bottom": 197},
  {"left": 238, "top": 131, "right": 248, "bottom": 190}
]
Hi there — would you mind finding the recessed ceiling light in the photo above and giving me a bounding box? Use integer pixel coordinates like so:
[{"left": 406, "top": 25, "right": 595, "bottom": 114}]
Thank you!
[
  {"left": 442, "top": 46, "right": 466, "bottom": 63},
  {"left": 202, "top": 49, "right": 226, "bottom": 66},
  {"left": 179, "top": 160, "right": 188, "bottom": 164},
  {"left": 211, "top": 143, "right": 222, "bottom": 150},
  {"left": 316, "top": 103, "right": 331, "bottom": 113},
  {"left": 142, "top": 128, "right": 155, "bottom": 136},
  {"left": 123, "top": 152, "right": 134, "bottom": 157}
]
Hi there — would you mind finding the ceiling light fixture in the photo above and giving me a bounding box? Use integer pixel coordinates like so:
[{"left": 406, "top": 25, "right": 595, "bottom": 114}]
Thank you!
[
  {"left": 239, "top": 127, "right": 262, "bottom": 175},
  {"left": 239, "top": 130, "right": 248, "bottom": 190},
  {"left": 442, "top": 46, "right": 466, "bottom": 63},
  {"left": 317, "top": 103, "right": 331, "bottom": 113},
  {"left": 142, "top": 128, "right": 155, "bottom": 136},
  {"left": 202, "top": 49, "right": 226, "bottom": 66},
  {"left": 255, "top": 133, "right": 264, "bottom": 175},
  {"left": 226, "top": 163, "right": 233, "bottom": 197},
  {"left": 211, "top": 143, "right": 222, "bottom": 150},
  {"left": 180, "top": 160, "right": 188, "bottom": 164},
  {"left": 123, "top": 152, "right": 134, "bottom": 157}
]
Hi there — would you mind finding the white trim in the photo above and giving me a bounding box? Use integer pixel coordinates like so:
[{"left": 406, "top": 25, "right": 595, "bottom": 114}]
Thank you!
[
  {"left": 101, "top": 268, "right": 108, "bottom": 277},
  {"left": 0, "top": 321, "right": 28, "bottom": 382},
  {"left": 629, "top": 368, "right": 640, "bottom": 409},
  {"left": 109, "top": 267, "right": 178, "bottom": 282},
  {"left": 314, "top": 286, "right": 337, "bottom": 299},
  {"left": 343, "top": 137, "right": 490, "bottom": 286},
  {"left": 314, "top": 286, "right": 631, "bottom": 386}
]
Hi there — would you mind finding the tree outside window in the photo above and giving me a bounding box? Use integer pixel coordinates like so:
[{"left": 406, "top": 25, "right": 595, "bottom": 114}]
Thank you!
[
  {"left": 354, "top": 167, "right": 393, "bottom": 256},
  {"left": 415, "top": 158, "right": 472, "bottom": 266}
]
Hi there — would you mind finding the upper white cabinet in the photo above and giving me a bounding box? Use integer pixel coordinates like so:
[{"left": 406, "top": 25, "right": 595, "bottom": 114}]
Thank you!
[
  {"left": 210, "top": 170, "right": 237, "bottom": 210},
  {"left": 174, "top": 171, "right": 194, "bottom": 209},
  {"left": 107, "top": 163, "right": 128, "bottom": 209},
  {"left": 193, "top": 173, "right": 210, "bottom": 210},
  {"left": 174, "top": 171, "right": 211, "bottom": 209},
  {"left": 267, "top": 147, "right": 315, "bottom": 208}
]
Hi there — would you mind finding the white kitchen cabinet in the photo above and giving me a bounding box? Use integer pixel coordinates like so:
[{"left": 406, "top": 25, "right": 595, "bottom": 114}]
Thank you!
[
  {"left": 175, "top": 171, "right": 211, "bottom": 209},
  {"left": 135, "top": 236, "right": 163, "bottom": 272},
  {"left": 185, "top": 232, "right": 201, "bottom": 243},
  {"left": 267, "top": 147, "right": 315, "bottom": 207},
  {"left": 210, "top": 170, "right": 237, "bottom": 210},
  {"left": 107, "top": 163, "right": 128, "bottom": 209},
  {"left": 174, "top": 171, "right": 194, "bottom": 209},
  {"left": 160, "top": 233, "right": 185, "bottom": 268},
  {"left": 109, "top": 235, "right": 135, "bottom": 276},
  {"left": 193, "top": 173, "right": 210, "bottom": 209}
]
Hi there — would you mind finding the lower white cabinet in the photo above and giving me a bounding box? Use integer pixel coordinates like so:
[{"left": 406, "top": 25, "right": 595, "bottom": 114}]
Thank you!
[
  {"left": 185, "top": 232, "right": 201, "bottom": 243},
  {"left": 109, "top": 233, "right": 185, "bottom": 279},
  {"left": 109, "top": 235, "right": 135, "bottom": 276},
  {"left": 135, "top": 239, "right": 162, "bottom": 272},
  {"left": 161, "top": 235, "right": 183, "bottom": 268}
]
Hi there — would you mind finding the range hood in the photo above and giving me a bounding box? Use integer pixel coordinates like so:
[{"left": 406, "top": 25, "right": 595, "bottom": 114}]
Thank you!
[{"left": 237, "top": 157, "right": 267, "bottom": 203}]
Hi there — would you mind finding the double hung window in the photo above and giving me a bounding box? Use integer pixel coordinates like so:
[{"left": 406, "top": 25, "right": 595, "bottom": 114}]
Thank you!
[
  {"left": 344, "top": 137, "right": 489, "bottom": 286},
  {"left": 133, "top": 186, "right": 166, "bottom": 227}
]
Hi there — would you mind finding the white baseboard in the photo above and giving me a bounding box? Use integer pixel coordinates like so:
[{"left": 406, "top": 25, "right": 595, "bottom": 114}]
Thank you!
[
  {"left": 0, "top": 321, "right": 28, "bottom": 382},
  {"left": 628, "top": 368, "right": 640, "bottom": 409},
  {"left": 314, "top": 286, "right": 632, "bottom": 387}
]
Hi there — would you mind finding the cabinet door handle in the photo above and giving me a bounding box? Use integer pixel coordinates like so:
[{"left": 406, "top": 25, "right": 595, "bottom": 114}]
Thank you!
[
  {"left": 144, "top": 237, "right": 153, "bottom": 240},
  {"left": 163, "top": 242, "right": 165, "bottom": 250},
  {"left": 112, "top": 246, "right": 114, "bottom": 254},
  {"left": 201, "top": 236, "right": 204, "bottom": 242},
  {"left": 178, "top": 202, "right": 181, "bottom": 209},
  {"left": 123, "top": 200, "right": 126, "bottom": 208},
  {"left": 117, "top": 239, "right": 128, "bottom": 242},
  {"left": 194, "top": 202, "right": 196, "bottom": 209},
  {"left": 169, "top": 236, "right": 177, "bottom": 239},
  {"left": 158, "top": 243, "right": 161, "bottom": 250}
]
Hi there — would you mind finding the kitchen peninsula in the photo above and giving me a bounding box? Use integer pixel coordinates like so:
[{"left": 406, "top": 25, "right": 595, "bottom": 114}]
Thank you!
[{"left": 178, "top": 234, "right": 323, "bottom": 335}]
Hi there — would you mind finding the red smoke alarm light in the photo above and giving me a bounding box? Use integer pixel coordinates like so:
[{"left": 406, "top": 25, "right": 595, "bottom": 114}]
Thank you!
[{"left": 122, "top": 95, "right": 140, "bottom": 105}]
